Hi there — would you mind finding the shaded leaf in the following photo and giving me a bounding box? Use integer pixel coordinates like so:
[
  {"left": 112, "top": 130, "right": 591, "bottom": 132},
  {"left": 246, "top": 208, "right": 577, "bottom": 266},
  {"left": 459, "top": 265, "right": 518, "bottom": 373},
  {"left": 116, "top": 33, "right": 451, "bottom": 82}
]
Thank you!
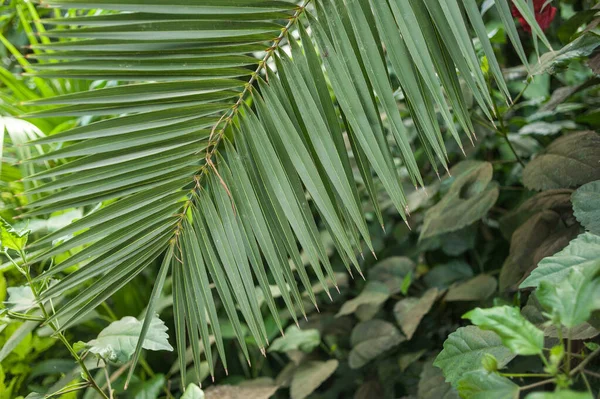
[
  {"left": 290, "top": 360, "right": 338, "bottom": 399},
  {"left": 523, "top": 131, "right": 600, "bottom": 191},
  {"left": 418, "top": 360, "right": 459, "bottom": 399},
  {"left": 445, "top": 275, "right": 497, "bottom": 302},
  {"left": 349, "top": 320, "right": 405, "bottom": 369},
  {"left": 500, "top": 210, "right": 579, "bottom": 291},
  {"left": 420, "top": 162, "right": 498, "bottom": 239},
  {"left": 434, "top": 326, "right": 516, "bottom": 386},
  {"left": 424, "top": 261, "right": 474, "bottom": 289},
  {"left": 499, "top": 189, "right": 573, "bottom": 240},
  {"left": 394, "top": 288, "right": 439, "bottom": 339},
  {"left": 572, "top": 180, "right": 600, "bottom": 235},
  {"left": 368, "top": 256, "right": 415, "bottom": 295}
]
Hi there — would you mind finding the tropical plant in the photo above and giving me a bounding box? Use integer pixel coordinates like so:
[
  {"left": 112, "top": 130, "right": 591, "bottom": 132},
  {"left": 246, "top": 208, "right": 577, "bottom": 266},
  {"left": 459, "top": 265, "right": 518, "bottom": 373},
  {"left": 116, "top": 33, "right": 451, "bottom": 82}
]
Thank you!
[{"left": 1, "top": 0, "right": 599, "bottom": 398}]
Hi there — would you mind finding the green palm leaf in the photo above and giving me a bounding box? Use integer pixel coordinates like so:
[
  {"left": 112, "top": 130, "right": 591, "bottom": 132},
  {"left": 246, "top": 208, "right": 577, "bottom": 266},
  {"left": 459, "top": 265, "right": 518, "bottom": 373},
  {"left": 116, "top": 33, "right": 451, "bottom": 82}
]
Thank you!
[{"left": 21, "top": 0, "right": 529, "bottom": 382}]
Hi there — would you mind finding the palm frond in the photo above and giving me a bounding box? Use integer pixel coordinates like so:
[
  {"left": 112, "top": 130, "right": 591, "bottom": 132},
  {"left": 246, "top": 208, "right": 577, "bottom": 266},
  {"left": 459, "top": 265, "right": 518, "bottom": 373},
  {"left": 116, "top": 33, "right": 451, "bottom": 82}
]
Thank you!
[{"left": 20, "top": 0, "right": 546, "bottom": 385}]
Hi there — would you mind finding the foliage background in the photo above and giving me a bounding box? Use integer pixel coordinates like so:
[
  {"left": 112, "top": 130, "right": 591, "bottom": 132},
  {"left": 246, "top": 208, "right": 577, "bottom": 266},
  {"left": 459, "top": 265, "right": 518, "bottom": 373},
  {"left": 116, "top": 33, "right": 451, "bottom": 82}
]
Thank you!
[{"left": 0, "top": 0, "right": 599, "bottom": 398}]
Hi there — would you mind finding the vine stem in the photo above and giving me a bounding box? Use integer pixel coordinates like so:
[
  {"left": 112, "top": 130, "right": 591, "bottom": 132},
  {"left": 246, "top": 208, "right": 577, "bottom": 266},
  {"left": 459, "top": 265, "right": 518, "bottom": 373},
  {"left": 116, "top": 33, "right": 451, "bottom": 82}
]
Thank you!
[
  {"left": 518, "top": 378, "right": 555, "bottom": 392},
  {"left": 6, "top": 250, "right": 109, "bottom": 399},
  {"left": 570, "top": 348, "right": 600, "bottom": 376},
  {"left": 172, "top": 0, "right": 312, "bottom": 248}
]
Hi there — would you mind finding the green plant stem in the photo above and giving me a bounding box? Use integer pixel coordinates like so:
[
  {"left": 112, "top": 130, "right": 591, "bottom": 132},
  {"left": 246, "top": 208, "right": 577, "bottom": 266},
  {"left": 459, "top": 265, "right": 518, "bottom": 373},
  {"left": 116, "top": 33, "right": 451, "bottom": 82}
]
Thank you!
[
  {"left": 11, "top": 249, "right": 109, "bottom": 399},
  {"left": 518, "top": 378, "right": 555, "bottom": 392},
  {"left": 571, "top": 348, "right": 600, "bottom": 376},
  {"left": 501, "top": 373, "right": 553, "bottom": 378},
  {"left": 583, "top": 370, "right": 600, "bottom": 379},
  {"left": 488, "top": 79, "right": 526, "bottom": 168},
  {"left": 566, "top": 330, "right": 572, "bottom": 374}
]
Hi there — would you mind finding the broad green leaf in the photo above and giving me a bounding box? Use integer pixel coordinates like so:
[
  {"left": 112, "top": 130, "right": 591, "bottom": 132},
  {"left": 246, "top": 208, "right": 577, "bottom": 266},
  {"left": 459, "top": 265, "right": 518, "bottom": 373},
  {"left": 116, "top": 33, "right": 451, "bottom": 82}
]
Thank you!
[
  {"left": 521, "top": 233, "right": 600, "bottom": 288},
  {"left": 536, "top": 264, "right": 600, "bottom": 328},
  {"left": 572, "top": 180, "right": 600, "bottom": 235},
  {"left": 434, "top": 326, "right": 516, "bottom": 386},
  {"left": 523, "top": 131, "right": 600, "bottom": 191},
  {"left": 424, "top": 261, "right": 474, "bottom": 289},
  {"left": 349, "top": 320, "right": 405, "bottom": 369},
  {"left": 4, "top": 286, "right": 35, "bottom": 313},
  {"left": 290, "top": 360, "right": 338, "bottom": 399},
  {"left": 457, "top": 370, "right": 519, "bottom": 399},
  {"left": 181, "top": 384, "right": 205, "bottom": 399},
  {"left": 418, "top": 360, "right": 459, "bottom": 399},
  {"left": 420, "top": 162, "right": 499, "bottom": 239},
  {"left": 445, "top": 275, "right": 497, "bottom": 302},
  {"left": 269, "top": 326, "right": 320, "bottom": 354},
  {"left": 394, "top": 288, "right": 439, "bottom": 340},
  {"left": 368, "top": 257, "right": 415, "bottom": 295},
  {"left": 86, "top": 315, "right": 173, "bottom": 363},
  {"left": 463, "top": 306, "right": 544, "bottom": 356}
]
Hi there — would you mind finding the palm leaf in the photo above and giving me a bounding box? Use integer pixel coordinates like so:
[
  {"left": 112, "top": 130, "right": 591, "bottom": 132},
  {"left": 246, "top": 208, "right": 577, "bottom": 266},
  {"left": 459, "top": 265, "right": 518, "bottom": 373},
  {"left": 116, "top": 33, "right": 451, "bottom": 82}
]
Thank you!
[{"left": 21, "top": 0, "right": 530, "bottom": 381}]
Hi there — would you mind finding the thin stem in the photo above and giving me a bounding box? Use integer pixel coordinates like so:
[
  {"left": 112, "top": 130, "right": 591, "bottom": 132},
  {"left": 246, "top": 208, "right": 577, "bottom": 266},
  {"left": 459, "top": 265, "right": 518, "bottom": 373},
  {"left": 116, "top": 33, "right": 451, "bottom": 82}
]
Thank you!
[
  {"left": 501, "top": 373, "right": 553, "bottom": 378},
  {"left": 488, "top": 79, "right": 526, "bottom": 168},
  {"left": 571, "top": 348, "right": 600, "bottom": 376},
  {"left": 518, "top": 378, "right": 555, "bottom": 392},
  {"left": 17, "top": 249, "right": 109, "bottom": 399},
  {"left": 566, "top": 329, "right": 572, "bottom": 374},
  {"left": 104, "top": 366, "right": 114, "bottom": 399},
  {"left": 583, "top": 370, "right": 600, "bottom": 379}
]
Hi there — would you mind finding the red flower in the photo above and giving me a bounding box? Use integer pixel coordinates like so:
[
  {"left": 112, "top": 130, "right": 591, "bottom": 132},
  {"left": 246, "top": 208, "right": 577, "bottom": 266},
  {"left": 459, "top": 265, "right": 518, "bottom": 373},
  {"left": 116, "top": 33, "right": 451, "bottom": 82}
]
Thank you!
[{"left": 511, "top": 0, "right": 557, "bottom": 33}]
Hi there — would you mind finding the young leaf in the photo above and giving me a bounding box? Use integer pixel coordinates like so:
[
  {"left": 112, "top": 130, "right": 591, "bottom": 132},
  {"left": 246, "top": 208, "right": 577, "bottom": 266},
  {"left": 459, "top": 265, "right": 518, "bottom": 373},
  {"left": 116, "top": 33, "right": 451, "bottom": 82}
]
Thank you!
[
  {"left": 290, "top": 360, "right": 338, "bottom": 399},
  {"left": 463, "top": 306, "right": 544, "bottom": 356},
  {"left": 349, "top": 320, "right": 405, "bottom": 369},
  {"left": 394, "top": 288, "right": 439, "bottom": 340}
]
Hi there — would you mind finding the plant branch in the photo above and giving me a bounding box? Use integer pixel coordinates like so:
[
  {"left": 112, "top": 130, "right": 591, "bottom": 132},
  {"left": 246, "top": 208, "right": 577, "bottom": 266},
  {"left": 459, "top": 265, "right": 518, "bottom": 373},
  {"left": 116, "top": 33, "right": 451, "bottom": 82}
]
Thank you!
[
  {"left": 14, "top": 249, "right": 109, "bottom": 399},
  {"left": 571, "top": 348, "right": 600, "bottom": 377},
  {"left": 518, "top": 378, "right": 555, "bottom": 392}
]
